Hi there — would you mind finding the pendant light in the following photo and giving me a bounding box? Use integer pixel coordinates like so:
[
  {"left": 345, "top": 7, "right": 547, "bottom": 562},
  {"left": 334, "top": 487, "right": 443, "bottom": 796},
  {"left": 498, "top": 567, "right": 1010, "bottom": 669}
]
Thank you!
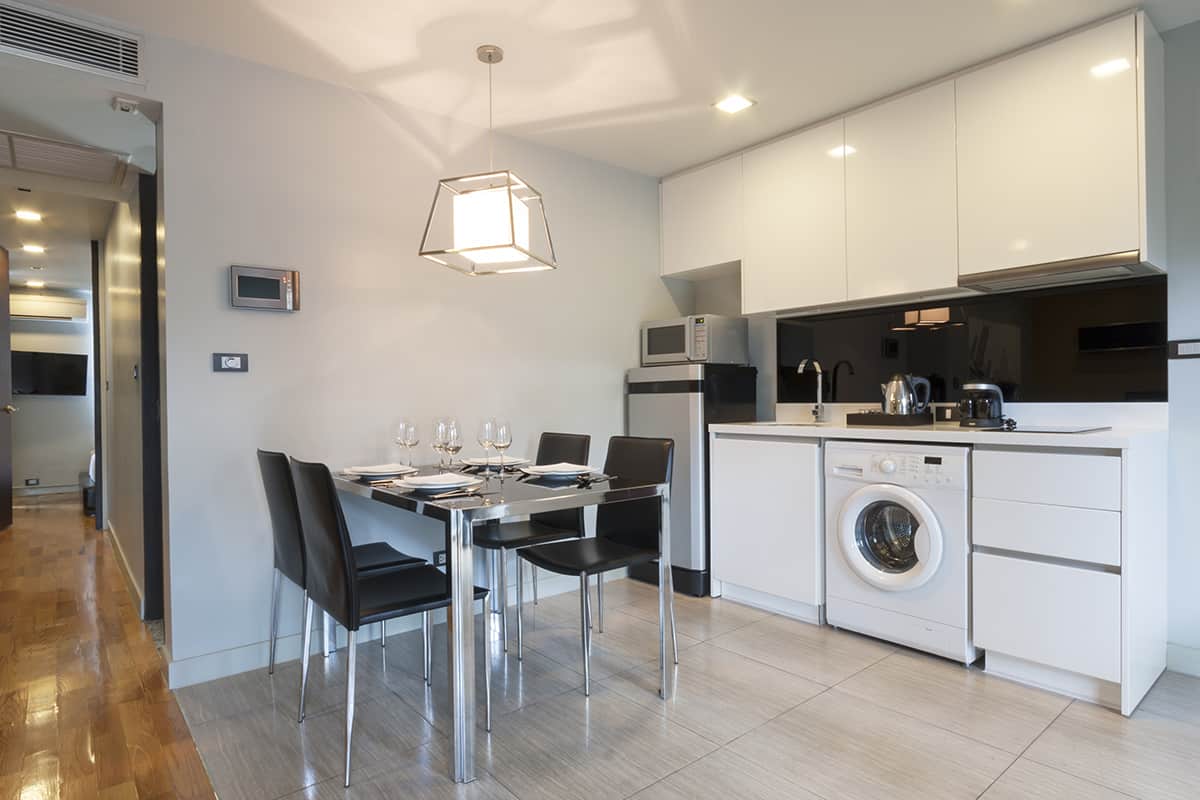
[{"left": 418, "top": 44, "right": 557, "bottom": 275}]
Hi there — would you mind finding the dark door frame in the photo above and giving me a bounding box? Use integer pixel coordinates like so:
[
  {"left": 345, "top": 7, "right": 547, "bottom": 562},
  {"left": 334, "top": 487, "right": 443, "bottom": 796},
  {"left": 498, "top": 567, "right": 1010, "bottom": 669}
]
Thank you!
[
  {"left": 90, "top": 241, "right": 103, "bottom": 529},
  {"left": 138, "top": 173, "right": 164, "bottom": 620}
]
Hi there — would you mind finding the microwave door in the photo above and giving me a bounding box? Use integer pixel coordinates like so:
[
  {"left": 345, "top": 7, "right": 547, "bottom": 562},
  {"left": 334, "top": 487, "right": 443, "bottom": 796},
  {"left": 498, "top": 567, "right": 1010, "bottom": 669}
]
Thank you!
[{"left": 643, "top": 322, "right": 688, "bottom": 364}]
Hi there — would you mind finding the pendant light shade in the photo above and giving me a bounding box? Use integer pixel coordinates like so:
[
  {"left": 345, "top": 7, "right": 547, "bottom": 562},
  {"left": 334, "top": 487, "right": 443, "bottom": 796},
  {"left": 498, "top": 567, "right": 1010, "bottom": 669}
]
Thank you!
[
  {"left": 418, "top": 44, "right": 557, "bottom": 276},
  {"left": 419, "top": 169, "right": 556, "bottom": 275}
]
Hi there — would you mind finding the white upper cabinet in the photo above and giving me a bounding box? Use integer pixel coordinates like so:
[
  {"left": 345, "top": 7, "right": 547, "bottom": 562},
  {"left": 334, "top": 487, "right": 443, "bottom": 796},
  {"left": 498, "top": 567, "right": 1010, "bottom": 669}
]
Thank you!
[
  {"left": 845, "top": 81, "right": 959, "bottom": 301},
  {"left": 956, "top": 14, "right": 1161, "bottom": 279},
  {"left": 742, "top": 119, "right": 847, "bottom": 314},
  {"left": 660, "top": 156, "right": 742, "bottom": 276}
]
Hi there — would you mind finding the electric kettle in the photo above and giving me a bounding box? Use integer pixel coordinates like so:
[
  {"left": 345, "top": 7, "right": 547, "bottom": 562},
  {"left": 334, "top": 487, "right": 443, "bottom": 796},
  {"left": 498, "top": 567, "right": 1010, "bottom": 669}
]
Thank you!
[{"left": 880, "top": 373, "right": 932, "bottom": 415}]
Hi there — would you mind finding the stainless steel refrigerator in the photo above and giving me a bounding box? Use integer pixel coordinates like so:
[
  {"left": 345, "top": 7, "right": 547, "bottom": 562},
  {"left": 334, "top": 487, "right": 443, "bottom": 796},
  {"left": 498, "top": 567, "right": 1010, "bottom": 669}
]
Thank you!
[{"left": 625, "top": 363, "right": 757, "bottom": 595}]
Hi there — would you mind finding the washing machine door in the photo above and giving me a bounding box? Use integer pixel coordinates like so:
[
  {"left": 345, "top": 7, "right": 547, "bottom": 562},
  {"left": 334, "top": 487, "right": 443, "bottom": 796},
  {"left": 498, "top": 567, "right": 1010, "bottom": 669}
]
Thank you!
[{"left": 837, "top": 484, "right": 944, "bottom": 591}]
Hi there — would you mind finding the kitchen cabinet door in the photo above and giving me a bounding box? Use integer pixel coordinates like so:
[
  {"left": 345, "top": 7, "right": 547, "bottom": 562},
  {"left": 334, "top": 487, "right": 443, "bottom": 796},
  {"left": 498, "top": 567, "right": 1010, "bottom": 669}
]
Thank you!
[
  {"left": 660, "top": 156, "right": 742, "bottom": 276},
  {"left": 845, "top": 82, "right": 958, "bottom": 300},
  {"left": 742, "top": 120, "right": 847, "bottom": 313},
  {"left": 710, "top": 434, "right": 822, "bottom": 606},
  {"left": 956, "top": 15, "right": 1140, "bottom": 275}
]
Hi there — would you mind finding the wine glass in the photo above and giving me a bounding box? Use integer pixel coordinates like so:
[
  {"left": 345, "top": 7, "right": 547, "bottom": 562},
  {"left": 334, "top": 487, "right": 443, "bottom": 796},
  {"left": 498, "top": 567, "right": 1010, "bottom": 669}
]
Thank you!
[
  {"left": 477, "top": 418, "right": 496, "bottom": 469},
  {"left": 444, "top": 418, "right": 463, "bottom": 469},
  {"left": 433, "top": 418, "right": 449, "bottom": 470},
  {"left": 395, "top": 419, "right": 419, "bottom": 467},
  {"left": 493, "top": 419, "right": 512, "bottom": 471}
]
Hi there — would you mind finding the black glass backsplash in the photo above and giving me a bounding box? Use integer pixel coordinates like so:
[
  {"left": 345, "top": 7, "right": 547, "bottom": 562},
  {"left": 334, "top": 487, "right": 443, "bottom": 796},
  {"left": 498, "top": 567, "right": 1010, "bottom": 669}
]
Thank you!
[{"left": 777, "top": 277, "right": 1167, "bottom": 404}]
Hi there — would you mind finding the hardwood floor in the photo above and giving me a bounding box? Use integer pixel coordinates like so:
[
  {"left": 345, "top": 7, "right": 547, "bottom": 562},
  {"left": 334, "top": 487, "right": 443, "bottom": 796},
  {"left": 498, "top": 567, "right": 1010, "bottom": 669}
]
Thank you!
[{"left": 0, "top": 493, "right": 214, "bottom": 799}]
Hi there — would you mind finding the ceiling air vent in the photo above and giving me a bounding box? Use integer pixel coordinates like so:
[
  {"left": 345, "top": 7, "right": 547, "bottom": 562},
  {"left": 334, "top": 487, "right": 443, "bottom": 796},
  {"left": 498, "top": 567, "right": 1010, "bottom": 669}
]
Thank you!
[{"left": 0, "top": 1, "right": 141, "bottom": 81}]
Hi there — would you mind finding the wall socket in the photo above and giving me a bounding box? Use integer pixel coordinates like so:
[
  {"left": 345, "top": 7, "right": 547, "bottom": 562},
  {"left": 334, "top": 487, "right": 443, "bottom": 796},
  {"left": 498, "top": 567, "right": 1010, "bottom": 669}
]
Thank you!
[
  {"left": 24, "top": 478, "right": 39, "bottom": 486},
  {"left": 433, "top": 550, "right": 447, "bottom": 567}
]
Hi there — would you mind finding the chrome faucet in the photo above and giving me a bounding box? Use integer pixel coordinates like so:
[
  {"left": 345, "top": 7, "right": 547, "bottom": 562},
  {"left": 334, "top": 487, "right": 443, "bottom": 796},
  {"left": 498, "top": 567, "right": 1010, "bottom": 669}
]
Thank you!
[{"left": 797, "top": 359, "right": 826, "bottom": 422}]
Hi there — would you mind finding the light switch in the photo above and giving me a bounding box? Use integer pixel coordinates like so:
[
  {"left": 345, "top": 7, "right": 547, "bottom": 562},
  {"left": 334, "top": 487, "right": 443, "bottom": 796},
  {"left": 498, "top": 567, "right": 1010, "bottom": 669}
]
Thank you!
[{"left": 213, "top": 353, "right": 249, "bottom": 372}]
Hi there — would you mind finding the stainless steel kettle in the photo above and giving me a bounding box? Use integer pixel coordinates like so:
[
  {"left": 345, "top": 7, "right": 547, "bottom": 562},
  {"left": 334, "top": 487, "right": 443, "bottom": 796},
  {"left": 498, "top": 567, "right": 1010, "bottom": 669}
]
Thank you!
[{"left": 880, "top": 373, "right": 932, "bottom": 415}]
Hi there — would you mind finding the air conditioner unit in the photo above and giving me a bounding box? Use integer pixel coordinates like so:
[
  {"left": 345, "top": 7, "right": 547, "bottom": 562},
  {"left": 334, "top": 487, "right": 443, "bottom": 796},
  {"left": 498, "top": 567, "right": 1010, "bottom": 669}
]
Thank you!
[{"left": 10, "top": 293, "right": 89, "bottom": 322}]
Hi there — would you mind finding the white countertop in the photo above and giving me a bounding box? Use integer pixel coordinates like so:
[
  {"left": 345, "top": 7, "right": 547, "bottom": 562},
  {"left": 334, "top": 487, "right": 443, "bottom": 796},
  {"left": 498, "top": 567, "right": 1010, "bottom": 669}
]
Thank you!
[{"left": 708, "top": 421, "right": 1165, "bottom": 450}]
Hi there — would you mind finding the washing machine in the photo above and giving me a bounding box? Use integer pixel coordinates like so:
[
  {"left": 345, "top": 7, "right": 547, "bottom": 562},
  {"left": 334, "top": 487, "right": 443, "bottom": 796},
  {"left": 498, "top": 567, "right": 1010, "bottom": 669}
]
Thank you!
[{"left": 824, "top": 440, "right": 977, "bottom": 664}]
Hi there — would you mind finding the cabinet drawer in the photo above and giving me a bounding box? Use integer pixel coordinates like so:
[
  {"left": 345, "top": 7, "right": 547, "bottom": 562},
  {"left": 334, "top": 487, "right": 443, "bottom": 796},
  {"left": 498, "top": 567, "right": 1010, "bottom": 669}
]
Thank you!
[
  {"left": 973, "top": 552, "right": 1120, "bottom": 682},
  {"left": 973, "top": 449, "right": 1121, "bottom": 510},
  {"left": 973, "top": 498, "right": 1121, "bottom": 566}
]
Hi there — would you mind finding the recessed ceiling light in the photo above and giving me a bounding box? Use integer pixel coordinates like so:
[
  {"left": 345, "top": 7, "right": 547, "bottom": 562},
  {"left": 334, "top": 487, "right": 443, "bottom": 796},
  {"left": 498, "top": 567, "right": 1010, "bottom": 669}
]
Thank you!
[
  {"left": 15, "top": 210, "right": 42, "bottom": 222},
  {"left": 22, "top": 244, "right": 45, "bottom": 254},
  {"left": 828, "top": 145, "right": 857, "bottom": 158},
  {"left": 714, "top": 94, "right": 755, "bottom": 114},
  {"left": 30, "top": 265, "right": 44, "bottom": 270},
  {"left": 1090, "top": 58, "right": 1130, "bottom": 78},
  {"left": 26, "top": 280, "right": 45, "bottom": 288}
]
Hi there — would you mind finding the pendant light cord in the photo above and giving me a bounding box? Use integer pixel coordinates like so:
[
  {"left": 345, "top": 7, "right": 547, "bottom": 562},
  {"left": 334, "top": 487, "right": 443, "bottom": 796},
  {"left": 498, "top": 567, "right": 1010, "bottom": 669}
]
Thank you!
[{"left": 488, "top": 59, "right": 494, "bottom": 171}]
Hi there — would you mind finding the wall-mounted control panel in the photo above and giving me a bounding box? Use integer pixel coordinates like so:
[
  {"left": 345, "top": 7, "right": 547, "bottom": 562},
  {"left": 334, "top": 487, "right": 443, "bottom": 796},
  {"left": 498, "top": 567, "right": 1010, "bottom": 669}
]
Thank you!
[{"left": 212, "top": 353, "right": 249, "bottom": 372}]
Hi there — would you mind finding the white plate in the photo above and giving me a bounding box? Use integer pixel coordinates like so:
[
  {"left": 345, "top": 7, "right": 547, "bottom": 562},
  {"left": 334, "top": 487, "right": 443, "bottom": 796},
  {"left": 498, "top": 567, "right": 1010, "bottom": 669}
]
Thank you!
[
  {"left": 346, "top": 463, "right": 417, "bottom": 477},
  {"left": 520, "top": 462, "right": 594, "bottom": 477},
  {"left": 460, "top": 456, "right": 530, "bottom": 468},
  {"left": 395, "top": 473, "right": 483, "bottom": 492}
]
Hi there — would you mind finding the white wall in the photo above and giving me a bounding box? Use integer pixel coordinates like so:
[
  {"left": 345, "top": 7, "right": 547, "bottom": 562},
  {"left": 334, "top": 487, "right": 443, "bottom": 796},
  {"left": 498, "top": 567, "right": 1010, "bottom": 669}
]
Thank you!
[
  {"left": 1164, "top": 19, "right": 1200, "bottom": 674},
  {"left": 10, "top": 302, "right": 93, "bottom": 492},
  {"left": 71, "top": 36, "right": 679, "bottom": 683},
  {"left": 101, "top": 197, "right": 145, "bottom": 610}
]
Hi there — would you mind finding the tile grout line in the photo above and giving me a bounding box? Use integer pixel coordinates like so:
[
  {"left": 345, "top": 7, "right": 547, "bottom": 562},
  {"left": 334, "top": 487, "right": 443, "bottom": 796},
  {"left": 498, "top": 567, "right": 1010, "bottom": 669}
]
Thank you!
[{"left": 972, "top": 700, "right": 1076, "bottom": 800}]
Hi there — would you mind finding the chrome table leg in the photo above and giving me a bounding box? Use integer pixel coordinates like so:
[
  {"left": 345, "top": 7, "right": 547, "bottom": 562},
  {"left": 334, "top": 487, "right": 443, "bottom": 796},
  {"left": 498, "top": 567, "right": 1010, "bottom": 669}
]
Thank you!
[
  {"left": 298, "top": 593, "right": 314, "bottom": 722},
  {"left": 597, "top": 573, "right": 604, "bottom": 633},
  {"left": 579, "top": 573, "right": 591, "bottom": 696},
  {"left": 532, "top": 565, "right": 539, "bottom": 604},
  {"left": 422, "top": 611, "right": 432, "bottom": 686},
  {"left": 446, "top": 508, "right": 476, "bottom": 782},
  {"left": 499, "top": 547, "right": 509, "bottom": 653},
  {"left": 659, "top": 487, "right": 674, "bottom": 699},
  {"left": 482, "top": 596, "right": 492, "bottom": 732},
  {"left": 516, "top": 555, "right": 524, "bottom": 661}
]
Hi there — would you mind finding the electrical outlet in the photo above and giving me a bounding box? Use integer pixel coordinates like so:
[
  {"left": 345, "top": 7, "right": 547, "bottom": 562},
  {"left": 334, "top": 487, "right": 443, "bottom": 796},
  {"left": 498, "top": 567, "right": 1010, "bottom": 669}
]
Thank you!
[
  {"left": 433, "top": 550, "right": 447, "bottom": 567},
  {"left": 24, "top": 478, "right": 39, "bottom": 486}
]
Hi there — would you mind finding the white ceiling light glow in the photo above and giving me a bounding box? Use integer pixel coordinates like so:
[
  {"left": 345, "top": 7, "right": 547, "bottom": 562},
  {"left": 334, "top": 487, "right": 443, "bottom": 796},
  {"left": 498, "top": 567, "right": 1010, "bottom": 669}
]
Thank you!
[
  {"left": 15, "top": 210, "right": 42, "bottom": 222},
  {"left": 1090, "top": 58, "right": 1131, "bottom": 78},
  {"left": 828, "top": 145, "right": 857, "bottom": 158},
  {"left": 25, "top": 280, "right": 45, "bottom": 288},
  {"left": 714, "top": 94, "right": 755, "bottom": 114},
  {"left": 22, "top": 244, "right": 45, "bottom": 254},
  {"left": 418, "top": 44, "right": 557, "bottom": 276}
]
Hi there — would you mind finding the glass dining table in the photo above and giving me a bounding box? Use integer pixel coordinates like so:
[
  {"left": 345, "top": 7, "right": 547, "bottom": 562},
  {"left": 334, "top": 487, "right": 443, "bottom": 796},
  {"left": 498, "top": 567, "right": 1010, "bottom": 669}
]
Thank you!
[{"left": 333, "top": 467, "right": 673, "bottom": 783}]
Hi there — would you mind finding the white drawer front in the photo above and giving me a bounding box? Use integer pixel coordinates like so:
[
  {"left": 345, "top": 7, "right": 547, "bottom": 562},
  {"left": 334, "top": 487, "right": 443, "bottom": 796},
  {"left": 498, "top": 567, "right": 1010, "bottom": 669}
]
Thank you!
[
  {"left": 973, "top": 449, "right": 1121, "bottom": 510},
  {"left": 973, "top": 553, "right": 1120, "bottom": 683},
  {"left": 973, "top": 498, "right": 1121, "bottom": 567}
]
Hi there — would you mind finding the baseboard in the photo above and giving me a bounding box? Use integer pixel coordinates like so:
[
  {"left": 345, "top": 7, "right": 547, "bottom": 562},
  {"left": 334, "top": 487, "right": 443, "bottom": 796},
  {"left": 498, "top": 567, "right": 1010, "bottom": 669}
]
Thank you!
[
  {"left": 984, "top": 650, "right": 1121, "bottom": 711},
  {"left": 1167, "top": 642, "right": 1200, "bottom": 677},
  {"left": 14, "top": 485, "right": 78, "bottom": 497},
  {"left": 167, "top": 561, "right": 594, "bottom": 690},
  {"left": 714, "top": 581, "right": 822, "bottom": 624},
  {"left": 105, "top": 522, "right": 145, "bottom": 618}
]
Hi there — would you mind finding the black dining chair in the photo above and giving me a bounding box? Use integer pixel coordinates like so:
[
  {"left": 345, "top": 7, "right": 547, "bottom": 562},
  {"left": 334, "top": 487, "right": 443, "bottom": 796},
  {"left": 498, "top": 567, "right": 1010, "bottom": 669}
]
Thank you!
[
  {"left": 474, "top": 432, "right": 590, "bottom": 658},
  {"left": 257, "top": 450, "right": 426, "bottom": 696},
  {"left": 289, "top": 457, "right": 492, "bottom": 787},
  {"left": 519, "top": 436, "right": 679, "bottom": 695}
]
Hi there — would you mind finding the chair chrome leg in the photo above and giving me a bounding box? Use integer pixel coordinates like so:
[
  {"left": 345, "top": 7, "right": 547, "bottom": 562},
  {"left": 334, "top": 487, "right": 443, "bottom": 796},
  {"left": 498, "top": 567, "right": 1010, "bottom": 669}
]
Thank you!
[
  {"left": 516, "top": 556, "right": 524, "bottom": 661},
  {"left": 666, "top": 564, "right": 679, "bottom": 665},
  {"left": 500, "top": 547, "right": 509, "bottom": 653},
  {"left": 380, "top": 619, "right": 387, "bottom": 671},
  {"left": 323, "top": 612, "right": 334, "bottom": 657},
  {"left": 579, "top": 573, "right": 591, "bottom": 696},
  {"left": 532, "top": 565, "right": 539, "bottom": 604},
  {"left": 585, "top": 573, "right": 593, "bottom": 631},
  {"left": 482, "top": 596, "right": 492, "bottom": 732},
  {"left": 596, "top": 573, "right": 604, "bottom": 633},
  {"left": 344, "top": 629, "right": 357, "bottom": 788},
  {"left": 268, "top": 568, "right": 282, "bottom": 674},
  {"left": 422, "top": 611, "right": 432, "bottom": 686},
  {"left": 298, "top": 593, "right": 314, "bottom": 723}
]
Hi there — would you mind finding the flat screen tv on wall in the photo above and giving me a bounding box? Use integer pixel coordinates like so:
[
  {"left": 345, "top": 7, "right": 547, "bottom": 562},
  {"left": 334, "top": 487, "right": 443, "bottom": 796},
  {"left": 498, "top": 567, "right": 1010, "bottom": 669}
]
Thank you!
[{"left": 12, "top": 352, "right": 88, "bottom": 396}]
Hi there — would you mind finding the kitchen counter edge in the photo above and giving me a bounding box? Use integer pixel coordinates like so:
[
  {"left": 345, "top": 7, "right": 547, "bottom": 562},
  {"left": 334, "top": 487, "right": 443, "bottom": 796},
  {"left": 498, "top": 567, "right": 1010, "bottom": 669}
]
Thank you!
[{"left": 707, "top": 422, "right": 1165, "bottom": 450}]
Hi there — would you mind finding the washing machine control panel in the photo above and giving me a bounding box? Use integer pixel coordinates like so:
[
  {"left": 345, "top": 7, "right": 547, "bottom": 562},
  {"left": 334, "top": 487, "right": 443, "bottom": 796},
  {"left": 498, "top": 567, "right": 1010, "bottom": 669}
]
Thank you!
[{"left": 867, "top": 452, "right": 963, "bottom": 488}]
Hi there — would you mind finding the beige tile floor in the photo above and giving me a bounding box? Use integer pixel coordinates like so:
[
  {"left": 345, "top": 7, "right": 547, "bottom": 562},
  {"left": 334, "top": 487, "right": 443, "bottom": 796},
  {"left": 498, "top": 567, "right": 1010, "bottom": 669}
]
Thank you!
[{"left": 176, "top": 579, "right": 1200, "bottom": 800}]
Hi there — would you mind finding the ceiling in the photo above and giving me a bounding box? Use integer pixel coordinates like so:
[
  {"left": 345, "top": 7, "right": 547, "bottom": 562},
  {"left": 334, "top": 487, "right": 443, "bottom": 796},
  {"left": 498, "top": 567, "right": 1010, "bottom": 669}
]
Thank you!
[
  {"left": 43, "top": 0, "right": 1200, "bottom": 175},
  {"left": 0, "top": 185, "right": 113, "bottom": 290}
]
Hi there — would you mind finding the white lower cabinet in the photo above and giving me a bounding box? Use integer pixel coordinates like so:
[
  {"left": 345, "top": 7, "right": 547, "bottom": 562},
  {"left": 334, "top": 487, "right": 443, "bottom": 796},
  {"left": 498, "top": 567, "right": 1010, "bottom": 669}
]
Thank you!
[
  {"left": 710, "top": 434, "right": 822, "bottom": 619},
  {"left": 974, "top": 552, "right": 1121, "bottom": 683}
]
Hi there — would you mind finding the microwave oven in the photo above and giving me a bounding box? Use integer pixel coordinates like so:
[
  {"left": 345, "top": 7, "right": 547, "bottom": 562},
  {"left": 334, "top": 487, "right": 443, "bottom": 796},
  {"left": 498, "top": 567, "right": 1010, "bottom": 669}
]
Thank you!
[
  {"left": 641, "top": 315, "right": 749, "bottom": 366},
  {"left": 230, "top": 265, "right": 300, "bottom": 311}
]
